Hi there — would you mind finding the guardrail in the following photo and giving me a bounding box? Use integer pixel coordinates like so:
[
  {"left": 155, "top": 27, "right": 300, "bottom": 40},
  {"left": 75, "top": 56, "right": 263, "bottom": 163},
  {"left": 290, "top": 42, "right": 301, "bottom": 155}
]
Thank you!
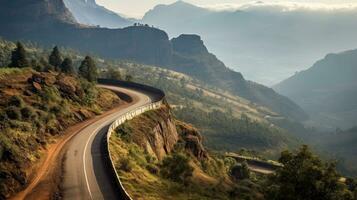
[{"left": 98, "top": 79, "right": 165, "bottom": 200}]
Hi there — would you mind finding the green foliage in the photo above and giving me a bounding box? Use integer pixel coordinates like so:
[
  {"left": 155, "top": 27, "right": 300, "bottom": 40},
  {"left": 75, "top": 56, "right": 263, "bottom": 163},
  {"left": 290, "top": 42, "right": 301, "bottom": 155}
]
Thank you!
[
  {"left": 79, "top": 56, "right": 97, "bottom": 82},
  {"left": 115, "top": 123, "right": 133, "bottom": 142},
  {"left": 49, "top": 46, "right": 62, "bottom": 71},
  {"left": 60, "top": 57, "right": 75, "bottom": 75},
  {"left": 265, "top": 145, "right": 354, "bottom": 200},
  {"left": 106, "top": 66, "right": 122, "bottom": 80},
  {"left": 79, "top": 80, "right": 98, "bottom": 105},
  {"left": 40, "top": 86, "right": 61, "bottom": 103},
  {"left": 125, "top": 74, "right": 133, "bottom": 82},
  {"left": 230, "top": 161, "right": 250, "bottom": 180},
  {"left": 5, "top": 106, "right": 21, "bottom": 120},
  {"left": 119, "top": 158, "right": 134, "bottom": 172},
  {"left": 20, "top": 106, "right": 37, "bottom": 120},
  {"left": 9, "top": 42, "right": 29, "bottom": 68},
  {"left": 161, "top": 153, "right": 193, "bottom": 184},
  {"left": 8, "top": 95, "right": 24, "bottom": 107}
]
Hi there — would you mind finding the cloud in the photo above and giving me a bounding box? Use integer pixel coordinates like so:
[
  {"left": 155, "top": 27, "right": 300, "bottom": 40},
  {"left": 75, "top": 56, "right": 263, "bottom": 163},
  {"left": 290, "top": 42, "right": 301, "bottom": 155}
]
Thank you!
[{"left": 200, "top": 1, "right": 357, "bottom": 13}]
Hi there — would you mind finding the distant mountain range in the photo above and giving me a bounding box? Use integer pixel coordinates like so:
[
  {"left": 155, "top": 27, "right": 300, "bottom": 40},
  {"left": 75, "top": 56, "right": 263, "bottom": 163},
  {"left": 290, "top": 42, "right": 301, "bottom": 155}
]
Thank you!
[
  {"left": 275, "top": 49, "right": 357, "bottom": 130},
  {"left": 63, "top": 0, "right": 132, "bottom": 28},
  {"left": 0, "top": 0, "right": 307, "bottom": 121},
  {"left": 142, "top": 1, "right": 357, "bottom": 85}
]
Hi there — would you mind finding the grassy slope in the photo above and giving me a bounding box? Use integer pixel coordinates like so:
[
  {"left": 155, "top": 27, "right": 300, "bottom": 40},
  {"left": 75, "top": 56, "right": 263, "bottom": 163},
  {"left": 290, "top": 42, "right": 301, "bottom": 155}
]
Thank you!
[
  {"left": 0, "top": 68, "right": 120, "bottom": 198},
  {"left": 103, "top": 61, "right": 300, "bottom": 157},
  {"left": 109, "top": 107, "right": 264, "bottom": 200},
  {"left": 0, "top": 39, "right": 300, "bottom": 158}
]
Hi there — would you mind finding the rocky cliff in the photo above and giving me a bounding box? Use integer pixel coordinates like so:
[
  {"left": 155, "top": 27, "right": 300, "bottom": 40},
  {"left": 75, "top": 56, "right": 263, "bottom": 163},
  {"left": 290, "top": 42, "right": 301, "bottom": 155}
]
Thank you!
[{"left": 115, "top": 104, "right": 207, "bottom": 161}]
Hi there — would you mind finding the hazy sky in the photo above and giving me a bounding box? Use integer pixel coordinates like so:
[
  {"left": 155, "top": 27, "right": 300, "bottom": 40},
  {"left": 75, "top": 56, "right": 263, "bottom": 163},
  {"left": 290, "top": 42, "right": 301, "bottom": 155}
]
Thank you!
[{"left": 96, "top": 0, "right": 357, "bottom": 18}]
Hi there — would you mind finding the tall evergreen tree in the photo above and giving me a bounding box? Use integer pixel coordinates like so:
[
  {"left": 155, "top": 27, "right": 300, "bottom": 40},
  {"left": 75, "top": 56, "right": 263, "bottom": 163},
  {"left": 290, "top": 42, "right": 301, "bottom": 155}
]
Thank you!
[
  {"left": 60, "top": 58, "right": 75, "bottom": 75},
  {"left": 9, "top": 42, "right": 29, "bottom": 68},
  {"left": 49, "top": 46, "right": 62, "bottom": 71},
  {"left": 79, "top": 56, "right": 97, "bottom": 82}
]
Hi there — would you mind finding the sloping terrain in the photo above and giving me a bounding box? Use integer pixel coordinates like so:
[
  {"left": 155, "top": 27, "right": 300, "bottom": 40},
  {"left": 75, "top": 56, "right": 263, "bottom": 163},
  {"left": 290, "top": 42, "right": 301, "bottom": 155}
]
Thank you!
[
  {"left": 275, "top": 49, "right": 357, "bottom": 130},
  {"left": 0, "top": 68, "right": 120, "bottom": 198},
  {"left": 0, "top": 0, "right": 307, "bottom": 122},
  {"left": 142, "top": 1, "right": 357, "bottom": 85},
  {"left": 63, "top": 0, "right": 132, "bottom": 28},
  {"left": 0, "top": 39, "right": 300, "bottom": 160},
  {"left": 109, "top": 105, "right": 264, "bottom": 200}
]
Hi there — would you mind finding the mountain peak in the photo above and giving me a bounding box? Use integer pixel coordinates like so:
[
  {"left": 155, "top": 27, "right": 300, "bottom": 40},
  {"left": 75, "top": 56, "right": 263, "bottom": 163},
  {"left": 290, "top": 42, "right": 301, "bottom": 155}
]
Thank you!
[{"left": 171, "top": 34, "right": 208, "bottom": 55}]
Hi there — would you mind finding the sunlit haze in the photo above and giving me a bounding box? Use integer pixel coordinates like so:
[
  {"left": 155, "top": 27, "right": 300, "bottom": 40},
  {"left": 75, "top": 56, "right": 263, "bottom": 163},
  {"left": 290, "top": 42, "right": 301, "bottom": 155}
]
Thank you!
[{"left": 96, "top": 0, "right": 357, "bottom": 18}]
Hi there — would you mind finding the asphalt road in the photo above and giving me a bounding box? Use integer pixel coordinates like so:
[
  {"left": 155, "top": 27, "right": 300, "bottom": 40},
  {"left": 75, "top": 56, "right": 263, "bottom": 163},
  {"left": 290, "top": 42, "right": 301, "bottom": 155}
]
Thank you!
[{"left": 61, "top": 85, "right": 153, "bottom": 200}]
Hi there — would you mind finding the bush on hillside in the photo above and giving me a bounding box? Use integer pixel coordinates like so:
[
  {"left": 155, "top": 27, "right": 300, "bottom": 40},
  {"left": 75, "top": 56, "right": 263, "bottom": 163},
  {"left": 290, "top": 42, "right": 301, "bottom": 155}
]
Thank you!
[
  {"left": 161, "top": 153, "right": 193, "bottom": 184},
  {"left": 119, "top": 157, "right": 134, "bottom": 172},
  {"left": 7, "top": 96, "right": 24, "bottom": 107},
  {"left": 20, "top": 106, "right": 36, "bottom": 120},
  {"left": 231, "top": 161, "right": 251, "bottom": 180},
  {"left": 5, "top": 106, "right": 21, "bottom": 120}
]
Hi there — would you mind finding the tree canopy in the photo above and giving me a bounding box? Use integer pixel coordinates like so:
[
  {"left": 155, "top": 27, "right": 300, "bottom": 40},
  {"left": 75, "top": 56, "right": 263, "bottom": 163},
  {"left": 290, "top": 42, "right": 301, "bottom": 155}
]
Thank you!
[
  {"left": 60, "top": 57, "right": 75, "bottom": 75},
  {"left": 9, "top": 42, "right": 29, "bottom": 68},
  {"left": 49, "top": 46, "right": 62, "bottom": 71},
  {"left": 265, "top": 145, "right": 354, "bottom": 200},
  {"left": 79, "top": 56, "right": 97, "bottom": 82}
]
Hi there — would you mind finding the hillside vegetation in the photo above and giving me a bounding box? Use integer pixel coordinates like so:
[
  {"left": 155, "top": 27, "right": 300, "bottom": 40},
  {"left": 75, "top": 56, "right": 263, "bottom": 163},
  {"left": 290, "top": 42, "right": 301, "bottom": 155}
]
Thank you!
[
  {"left": 0, "top": 39, "right": 301, "bottom": 158},
  {"left": 109, "top": 105, "right": 264, "bottom": 200},
  {"left": 0, "top": 43, "right": 121, "bottom": 198},
  {"left": 0, "top": 0, "right": 307, "bottom": 122},
  {"left": 109, "top": 105, "right": 356, "bottom": 200}
]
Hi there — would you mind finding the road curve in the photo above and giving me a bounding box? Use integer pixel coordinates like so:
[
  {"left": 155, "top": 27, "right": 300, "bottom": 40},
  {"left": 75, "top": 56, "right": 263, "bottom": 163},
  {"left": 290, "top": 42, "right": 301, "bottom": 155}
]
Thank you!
[{"left": 61, "top": 85, "right": 154, "bottom": 200}]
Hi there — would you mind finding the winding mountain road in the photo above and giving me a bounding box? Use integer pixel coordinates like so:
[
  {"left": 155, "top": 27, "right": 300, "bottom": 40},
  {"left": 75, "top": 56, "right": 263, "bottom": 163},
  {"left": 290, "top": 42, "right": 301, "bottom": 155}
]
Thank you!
[{"left": 61, "top": 85, "right": 154, "bottom": 200}]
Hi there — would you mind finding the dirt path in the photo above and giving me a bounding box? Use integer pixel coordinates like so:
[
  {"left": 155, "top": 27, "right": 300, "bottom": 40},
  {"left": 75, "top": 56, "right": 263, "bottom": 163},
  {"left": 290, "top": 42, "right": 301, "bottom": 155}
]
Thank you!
[{"left": 10, "top": 92, "right": 139, "bottom": 200}]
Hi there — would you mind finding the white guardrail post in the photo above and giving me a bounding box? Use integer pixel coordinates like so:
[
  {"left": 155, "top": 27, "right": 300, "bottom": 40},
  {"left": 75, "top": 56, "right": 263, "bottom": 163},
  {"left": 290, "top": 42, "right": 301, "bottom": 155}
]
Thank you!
[{"left": 106, "top": 99, "right": 164, "bottom": 200}]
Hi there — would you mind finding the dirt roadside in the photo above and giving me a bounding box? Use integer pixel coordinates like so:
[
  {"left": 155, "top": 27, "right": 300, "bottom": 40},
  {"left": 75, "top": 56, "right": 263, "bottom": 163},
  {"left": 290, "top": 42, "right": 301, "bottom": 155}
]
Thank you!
[{"left": 9, "top": 91, "right": 139, "bottom": 200}]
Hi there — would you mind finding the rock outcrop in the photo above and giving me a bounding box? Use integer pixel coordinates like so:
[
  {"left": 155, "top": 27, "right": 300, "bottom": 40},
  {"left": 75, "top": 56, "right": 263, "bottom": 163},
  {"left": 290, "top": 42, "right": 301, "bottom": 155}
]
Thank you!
[
  {"left": 123, "top": 105, "right": 207, "bottom": 161},
  {"left": 176, "top": 121, "right": 208, "bottom": 160}
]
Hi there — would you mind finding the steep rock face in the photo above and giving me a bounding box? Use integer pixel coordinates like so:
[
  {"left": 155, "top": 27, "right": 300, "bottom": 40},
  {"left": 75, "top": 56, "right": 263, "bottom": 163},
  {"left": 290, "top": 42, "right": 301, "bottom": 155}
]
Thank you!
[
  {"left": 144, "top": 113, "right": 179, "bottom": 160},
  {"left": 176, "top": 121, "right": 208, "bottom": 160},
  {"left": 63, "top": 0, "right": 131, "bottom": 28},
  {"left": 121, "top": 105, "right": 207, "bottom": 161}
]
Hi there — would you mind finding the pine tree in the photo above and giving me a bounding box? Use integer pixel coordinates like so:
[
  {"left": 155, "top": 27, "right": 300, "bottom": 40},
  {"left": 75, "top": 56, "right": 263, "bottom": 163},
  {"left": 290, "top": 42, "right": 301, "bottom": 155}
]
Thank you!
[
  {"left": 9, "top": 42, "right": 29, "bottom": 68},
  {"left": 79, "top": 56, "right": 97, "bottom": 82},
  {"left": 61, "top": 58, "right": 75, "bottom": 75},
  {"left": 49, "top": 46, "right": 62, "bottom": 71}
]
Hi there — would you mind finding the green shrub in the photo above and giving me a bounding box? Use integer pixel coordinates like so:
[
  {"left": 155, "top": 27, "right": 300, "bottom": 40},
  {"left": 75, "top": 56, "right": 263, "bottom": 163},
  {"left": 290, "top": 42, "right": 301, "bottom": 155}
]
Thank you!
[
  {"left": 146, "top": 164, "right": 159, "bottom": 175},
  {"left": 20, "top": 106, "right": 36, "bottom": 120},
  {"left": 80, "top": 80, "right": 98, "bottom": 105},
  {"left": 5, "top": 106, "right": 21, "bottom": 120},
  {"left": 8, "top": 95, "right": 24, "bottom": 107},
  {"left": 230, "top": 161, "right": 251, "bottom": 180},
  {"left": 119, "top": 158, "right": 134, "bottom": 172},
  {"left": 116, "top": 123, "right": 133, "bottom": 142},
  {"left": 161, "top": 153, "right": 193, "bottom": 184},
  {"left": 41, "top": 86, "right": 61, "bottom": 103}
]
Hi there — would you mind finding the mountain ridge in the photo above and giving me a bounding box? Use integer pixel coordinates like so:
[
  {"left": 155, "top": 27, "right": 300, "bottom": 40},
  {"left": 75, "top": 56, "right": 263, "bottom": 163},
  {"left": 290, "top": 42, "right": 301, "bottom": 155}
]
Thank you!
[
  {"left": 63, "top": 0, "right": 132, "bottom": 28},
  {"left": 275, "top": 49, "right": 357, "bottom": 129},
  {"left": 0, "top": 0, "right": 307, "bottom": 121}
]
